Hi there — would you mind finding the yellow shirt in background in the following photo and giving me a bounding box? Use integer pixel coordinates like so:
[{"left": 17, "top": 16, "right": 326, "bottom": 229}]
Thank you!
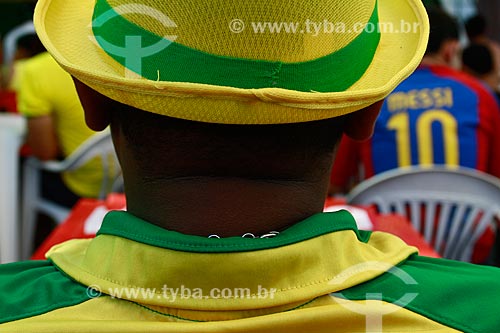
[{"left": 17, "top": 52, "right": 103, "bottom": 198}]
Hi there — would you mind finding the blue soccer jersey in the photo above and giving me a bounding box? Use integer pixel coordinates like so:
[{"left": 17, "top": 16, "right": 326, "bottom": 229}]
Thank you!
[{"left": 332, "top": 64, "right": 500, "bottom": 186}]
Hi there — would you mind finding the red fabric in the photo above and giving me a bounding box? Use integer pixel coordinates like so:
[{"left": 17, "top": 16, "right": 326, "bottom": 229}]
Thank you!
[
  {"left": 0, "top": 90, "right": 17, "bottom": 113},
  {"left": 371, "top": 213, "right": 440, "bottom": 258},
  {"left": 330, "top": 135, "right": 361, "bottom": 192},
  {"left": 324, "top": 198, "right": 440, "bottom": 258},
  {"left": 428, "top": 65, "right": 500, "bottom": 178},
  {"left": 330, "top": 135, "right": 376, "bottom": 193},
  {"left": 31, "top": 194, "right": 126, "bottom": 260},
  {"left": 31, "top": 200, "right": 99, "bottom": 259},
  {"left": 472, "top": 224, "right": 495, "bottom": 264}
]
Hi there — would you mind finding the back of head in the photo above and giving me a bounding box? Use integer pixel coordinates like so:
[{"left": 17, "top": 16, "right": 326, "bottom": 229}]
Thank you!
[
  {"left": 462, "top": 43, "right": 495, "bottom": 76},
  {"left": 425, "top": 8, "right": 459, "bottom": 55},
  {"left": 465, "top": 14, "right": 487, "bottom": 41},
  {"left": 16, "top": 34, "right": 46, "bottom": 58},
  {"left": 110, "top": 101, "right": 346, "bottom": 180}
]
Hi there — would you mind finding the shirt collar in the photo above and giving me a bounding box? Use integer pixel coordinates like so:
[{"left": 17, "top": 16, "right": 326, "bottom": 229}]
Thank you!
[
  {"left": 96, "top": 210, "right": 371, "bottom": 253},
  {"left": 47, "top": 211, "right": 417, "bottom": 310}
]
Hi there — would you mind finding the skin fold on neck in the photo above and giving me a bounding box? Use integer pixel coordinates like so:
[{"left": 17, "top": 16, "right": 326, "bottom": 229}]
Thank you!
[{"left": 124, "top": 172, "right": 331, "bottom": 238}]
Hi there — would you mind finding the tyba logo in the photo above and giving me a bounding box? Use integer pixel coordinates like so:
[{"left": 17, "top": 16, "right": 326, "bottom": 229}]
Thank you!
[
  {"left": 90, "top": 3, "right": 178, "bottom": 78},
  {"left": 329, "top": 261, "right": 418, "bottom": 333}
]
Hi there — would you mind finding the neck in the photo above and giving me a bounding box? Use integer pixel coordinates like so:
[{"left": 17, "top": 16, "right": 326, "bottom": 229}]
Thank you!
[
  {"left": 125, "top": 176, "right": 329, "bottom": 237},
  {"left": 421, "top": 55, "right": 449, "bottom": 67},
  {"left": 472, "top": 36, "right": 489, "bottom": 44}
]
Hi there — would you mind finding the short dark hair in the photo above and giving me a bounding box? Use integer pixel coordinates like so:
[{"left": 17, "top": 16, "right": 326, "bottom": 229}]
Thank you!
[
  {"left": 465, "top": 15, "right": 487, "bottom": 40},
  {"left": 462, "top": 43, "right": 494, "bottom": 76},
  {"left": 16, "top": 34, "right": 46, "bottom": 58},
  {"left": 426, "top": 8, "right": 459, "bottom": 55},
  {"left": 111, "top": 102, "right": 347, "bottom": 180}
]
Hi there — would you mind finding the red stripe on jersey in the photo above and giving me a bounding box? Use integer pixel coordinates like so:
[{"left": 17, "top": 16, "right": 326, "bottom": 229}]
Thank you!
[{"left": 427, "top": 65, "right": 500, "bottom": 177}]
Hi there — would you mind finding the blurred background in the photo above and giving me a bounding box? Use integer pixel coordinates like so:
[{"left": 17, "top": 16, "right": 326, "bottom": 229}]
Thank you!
[{"left": 0, "top": 1, "right": 35, "bottom": 37}]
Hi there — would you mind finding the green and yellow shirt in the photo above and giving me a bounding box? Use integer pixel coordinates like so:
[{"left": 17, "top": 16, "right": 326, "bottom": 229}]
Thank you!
[{"left": 1, "top": 210, "right": 499, "bottom": 332}]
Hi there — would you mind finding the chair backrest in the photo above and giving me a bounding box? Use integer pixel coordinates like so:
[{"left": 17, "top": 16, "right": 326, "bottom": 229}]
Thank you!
[
  {"left": 347, "top": 166, "right": 500, "bottom": 262},
  {"left": 21, "top": 128, "right": 122, "bottom": 259},
  {"left": 34, "top": 128, "right": 122, "bottom": 199},
  {"left": 2, "top": 20, "right": 36, "bottom": 86}
]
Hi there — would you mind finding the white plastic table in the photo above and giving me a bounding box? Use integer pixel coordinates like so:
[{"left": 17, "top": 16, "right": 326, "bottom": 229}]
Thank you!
[{"left": 0, "top": 114, "right": 26, "bottom": 263}]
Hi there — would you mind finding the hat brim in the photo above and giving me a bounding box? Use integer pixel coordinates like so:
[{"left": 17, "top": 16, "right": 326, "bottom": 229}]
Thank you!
[{"left": 34, "top": 0, "right": 429, "bottom": 124}]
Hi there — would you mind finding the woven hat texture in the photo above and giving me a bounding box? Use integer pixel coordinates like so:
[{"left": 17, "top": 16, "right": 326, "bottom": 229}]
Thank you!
[{"left": 34, "top": 0, "right": 429, "bottom": 124}]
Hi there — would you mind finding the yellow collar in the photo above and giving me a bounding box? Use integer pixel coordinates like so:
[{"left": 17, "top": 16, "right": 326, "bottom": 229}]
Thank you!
[{"left": 47, "top": 211, "right": 417, "bottom": 310}]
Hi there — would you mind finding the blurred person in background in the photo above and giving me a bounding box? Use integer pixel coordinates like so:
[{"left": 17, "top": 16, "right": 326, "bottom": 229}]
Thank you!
[
  {"left": 1, "top": 21, "right": 38, "bottom": 92},
  {"left": 331, "top": 9, "right": 500, "bottom": 195},
  {"left": 465, "top": 13, "right": 500, "bottom": 88},
  {"left": 16, "top": 38, "right": 113, "bottom": 250},
  {"left": 462, "top": 43, "right": 500, "bottom": 102},
  {"left": 0, "top": 20, "right": 37, "bottom": 113},
  {"left": 17, "top": 47, "right": 109, "bottom": 207},
  {"left": 330, "top": 8, "right": 500, "bottom": 264},
  {"left": 6, "top": 32, "right": 45, "bottom": 92}
]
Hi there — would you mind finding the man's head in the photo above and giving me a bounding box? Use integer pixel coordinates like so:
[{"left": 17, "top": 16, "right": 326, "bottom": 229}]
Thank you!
[
  {"left": 15, "top": 34, "right": 46, "bottom": 59},
  {"left": 465, "top": 15, "right": 487, "bottom": 41},
  {"left": 425, "top": 8, "right": 459, "bottom": 64},
  {"left": 462, "top": 43, "right": 495, "bottom": 77},
  {"left": 74, "top": 78, "right": 383, "bottom": 191},
  {"left": 33, "top": 0, "right": 429, "bottom": 219}
]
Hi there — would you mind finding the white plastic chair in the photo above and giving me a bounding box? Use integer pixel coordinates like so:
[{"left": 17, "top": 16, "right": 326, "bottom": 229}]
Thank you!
[
  {"left": 1, "top": 20, "right": 36, "bottom": 87},
  {"left": 21, "top": 128, "right": 122, "bottom": 259},
  {"left": 347, "top": 166, "right": 500, "bottom": 262},
  {"left": 0, "top": 114, "right": 26, "bottom": 263}
]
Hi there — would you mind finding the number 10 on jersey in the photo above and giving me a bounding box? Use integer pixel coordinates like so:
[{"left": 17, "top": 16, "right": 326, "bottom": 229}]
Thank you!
[{"left": 387, "top": 109, "right": 459, "bottom": 167}]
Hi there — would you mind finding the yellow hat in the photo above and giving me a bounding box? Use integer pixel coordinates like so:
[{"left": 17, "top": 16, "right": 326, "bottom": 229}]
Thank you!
[{"left": 34, "top": 0, "right": 429, "bottom": 124}]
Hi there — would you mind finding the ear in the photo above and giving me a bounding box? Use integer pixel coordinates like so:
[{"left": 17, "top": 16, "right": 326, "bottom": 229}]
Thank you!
[
  {"left": 343, "top": 100, "right": 384, "bottom": 141},
  {"left": 73, "top": 78, "right": 112, "bottom": 131},
  {"left": 442, "top": 40, "right": 460, "bottom": 65}
]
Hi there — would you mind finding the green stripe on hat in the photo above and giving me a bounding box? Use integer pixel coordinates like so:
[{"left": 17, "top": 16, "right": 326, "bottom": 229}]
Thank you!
[{"left": 92, "top": 0, "right": 380, "bottom": 92}]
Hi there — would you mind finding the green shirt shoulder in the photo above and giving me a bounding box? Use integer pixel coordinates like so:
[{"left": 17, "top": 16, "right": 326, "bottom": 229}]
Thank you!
[
  {"left": 0, "top": 260, "right": 91, "bottom": 324},
  {"left": 341, "top": 255, "right": 500, "bottom": 332}
]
